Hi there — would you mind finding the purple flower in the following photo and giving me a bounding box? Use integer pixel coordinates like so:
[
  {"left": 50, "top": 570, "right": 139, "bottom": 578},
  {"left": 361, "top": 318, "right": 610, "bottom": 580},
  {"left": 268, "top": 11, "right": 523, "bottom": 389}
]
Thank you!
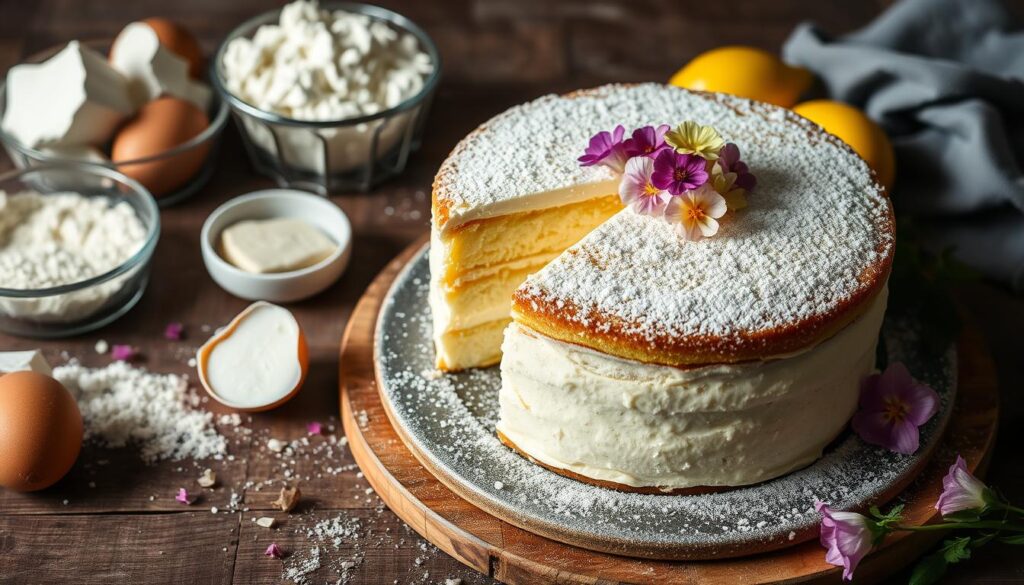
[
  {"left": 936, "top": 455, "right": 991, "bottom": 516},
  {"left": 111, "top": 344, "right": 138, "bottom": 362},
  {"left": 578, "top": 125, "right": 628, "bottom": 173},
  {"left": 718, "top": 143, "right": 757, "bottom": 192},
  {"left": 618, "top": 157, "right": 671, "bottom": 216},
  {"left": 306, "top": 421, "right": 323, "bottom": 436},
  {"left": 851, "top": 362, "right": 939, "bottom": 455},
  {"left": 816, "top": 501, "right": 876, "bottom": 581},
  {"left": 623, "top": 124, "right": 671, "bottom": 159},
  {"left": 175, "top": 488, "right": 194, "bottom": 505},
  {"left": 264, "top": 543, "right": 284, "bottom": 559},
  {"left": 164, "top": 322, "right": 184, "bottom": 341},
  {"left": 651, "top": 149, "right": 709, "bottom": 195}
]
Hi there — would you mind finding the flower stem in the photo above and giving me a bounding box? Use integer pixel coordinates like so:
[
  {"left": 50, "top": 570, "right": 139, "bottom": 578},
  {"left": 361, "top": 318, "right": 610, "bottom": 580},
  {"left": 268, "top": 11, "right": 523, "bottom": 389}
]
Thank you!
[
  {"left": 997, "top": 503, "right": 1024, "bottom": 516},
  {"left": 899, "top": 521, "right": 1024, "bottom": 532}
]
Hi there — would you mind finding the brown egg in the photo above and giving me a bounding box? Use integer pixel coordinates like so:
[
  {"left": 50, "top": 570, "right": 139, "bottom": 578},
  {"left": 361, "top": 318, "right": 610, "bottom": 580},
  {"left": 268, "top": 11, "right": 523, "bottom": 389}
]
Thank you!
[
  {"left": 113, "top": 96, "right": 210, "bottom": 197},
  {"left": 0, "top": 371, "right": 83, "bottom": 492},
  {"left": 142, "top": 18, "right": 205, "bottom": 79}
]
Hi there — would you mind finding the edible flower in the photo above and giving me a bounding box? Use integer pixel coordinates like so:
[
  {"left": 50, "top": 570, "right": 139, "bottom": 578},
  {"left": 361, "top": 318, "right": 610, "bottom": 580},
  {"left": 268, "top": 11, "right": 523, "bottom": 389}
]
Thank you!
[
  {"left": 665, "top": 121, "right": 725, "bottom": 160},
  {"left": 664, "top": 184, "right": 727, "bottom": 241},
  {"left": 623, "top": 124, "right": 671, "bottom": 159},
  {"left": 712, "top": 169, "right": 748, "bottom": 212},
  {"left": 816, "top": 501, "right": 878, "bottom": 581},
  {"left": 306, "top": 421, "right": 323, "bottom": 436},
  {"left": 936, "top": 455, "right": 993, "bottom": 517},
  {"left": 175, "top": 488, "right": 194, "bottom": 505},
  {"left": 578, "top": 125, "right": 628, "bottom": 173},
  {"left": 619, "top": 157, "right": 671, "bottom": 216},
  {"left": 717, "top": 143, "right": 756, "bottom": 191},
  {"left": 264, "top": 543, "right": 285, "bottom": 559},
  {"left": 164, "top": 322, "right": 184, "bottom": 341},
  {"left": 651, "top": 150, "right": 708, "bottom": 195},
  {"left": 111, "top": 344, "right": 138, "bottom": 362},
  {"left": 851, "top": 362, "right": 939, "bottom": 455}
]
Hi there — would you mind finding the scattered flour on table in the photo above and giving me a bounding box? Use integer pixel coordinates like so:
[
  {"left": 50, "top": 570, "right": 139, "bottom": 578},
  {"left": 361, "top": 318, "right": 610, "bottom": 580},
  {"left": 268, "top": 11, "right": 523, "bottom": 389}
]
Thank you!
[{"left": 54, "top": 360, "right": 227, "bottom": 463}]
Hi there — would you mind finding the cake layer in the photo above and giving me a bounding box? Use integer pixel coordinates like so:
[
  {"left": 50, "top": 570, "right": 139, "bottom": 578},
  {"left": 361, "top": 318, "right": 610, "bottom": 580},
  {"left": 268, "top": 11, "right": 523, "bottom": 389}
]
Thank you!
[
  {"left": 434, "top": 318, "right": 508, "bottom": 371},
  {"left": 436, "top": 194, "right": 621, "bottom": 286},
  {"left": 497, "top": 287, "right": 887, "bottom": 490},
  {"left": 429, "top": 194, "right": 621, "bottom": 370},
  {"left": 431, "top": 262, "right": 544, "bottom": 332}
]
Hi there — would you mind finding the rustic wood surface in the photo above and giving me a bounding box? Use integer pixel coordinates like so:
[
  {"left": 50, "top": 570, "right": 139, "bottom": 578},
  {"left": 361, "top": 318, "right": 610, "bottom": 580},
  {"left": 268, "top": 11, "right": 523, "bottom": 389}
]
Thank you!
[
  {"left": 339, "top": 237, "right": 999, "bottom": 583},
  {"left": 1, "top": 0, "right": 1023, "bottom": 583}
]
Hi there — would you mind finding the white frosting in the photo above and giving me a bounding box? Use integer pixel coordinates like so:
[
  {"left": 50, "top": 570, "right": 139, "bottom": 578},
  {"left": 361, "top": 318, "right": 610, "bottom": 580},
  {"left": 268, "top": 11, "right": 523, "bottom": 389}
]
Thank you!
[{"left": 498, "top": 287, "right": 888, "bottom": 489}]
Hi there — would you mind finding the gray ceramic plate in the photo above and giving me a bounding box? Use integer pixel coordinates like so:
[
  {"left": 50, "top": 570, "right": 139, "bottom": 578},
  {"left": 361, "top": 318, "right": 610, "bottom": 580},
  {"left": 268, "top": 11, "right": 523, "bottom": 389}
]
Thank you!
[{"left": 374, "top": 245, "right": 957, "bottom": 559}]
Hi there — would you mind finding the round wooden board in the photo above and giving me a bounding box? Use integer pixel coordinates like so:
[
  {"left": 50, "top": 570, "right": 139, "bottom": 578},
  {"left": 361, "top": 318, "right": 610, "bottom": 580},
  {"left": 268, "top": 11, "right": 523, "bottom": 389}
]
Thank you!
[{"left": 340, "top": 235, "right": 1000, "bottom": 585}]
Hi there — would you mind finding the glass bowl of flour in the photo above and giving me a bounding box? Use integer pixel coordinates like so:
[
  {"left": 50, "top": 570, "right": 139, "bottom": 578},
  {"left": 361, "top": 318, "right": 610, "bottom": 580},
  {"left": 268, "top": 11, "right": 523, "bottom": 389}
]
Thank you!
[
  {"left": 0, "top": 163, "right": 159, "bottom": 337},
  {"left": 212, "top": 1, "right": 440, "bottom": 194}
]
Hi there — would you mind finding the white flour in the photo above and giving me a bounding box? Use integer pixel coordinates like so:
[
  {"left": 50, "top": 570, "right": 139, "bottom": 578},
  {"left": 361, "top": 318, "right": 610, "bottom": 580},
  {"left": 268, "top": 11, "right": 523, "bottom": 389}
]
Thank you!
[
  {"left": 54, "top": 361, "right": 229, "bottom": 463},
  {"left": 0, "top": 190, "right": 146, "bottom": 321}
]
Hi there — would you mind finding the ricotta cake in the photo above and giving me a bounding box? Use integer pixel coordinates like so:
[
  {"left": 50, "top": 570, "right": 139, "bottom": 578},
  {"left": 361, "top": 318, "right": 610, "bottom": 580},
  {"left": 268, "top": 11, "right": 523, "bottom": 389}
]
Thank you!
[{"left": 430, "top": 83, "right": 894, "bottom": 491}]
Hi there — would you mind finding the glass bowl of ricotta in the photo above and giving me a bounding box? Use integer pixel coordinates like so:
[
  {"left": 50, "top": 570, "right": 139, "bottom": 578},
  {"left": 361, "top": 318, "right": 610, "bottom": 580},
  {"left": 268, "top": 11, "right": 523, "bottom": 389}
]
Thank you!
[
  {"left": 0, "top": 163, "right": 160, "bottom": 338},
  {"left": 212, "top": 1, "right": 441, "bottom": 194}
]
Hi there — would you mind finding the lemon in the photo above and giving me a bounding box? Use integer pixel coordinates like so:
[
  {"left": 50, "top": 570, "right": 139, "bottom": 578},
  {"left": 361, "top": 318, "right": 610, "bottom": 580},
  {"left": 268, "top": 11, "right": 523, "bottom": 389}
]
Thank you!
[
  {"left": 793, "top": 100, "right": 896, "bottom": 191},
  {"left": 669, "top": 46, "right": 814, "bottom": 108}
]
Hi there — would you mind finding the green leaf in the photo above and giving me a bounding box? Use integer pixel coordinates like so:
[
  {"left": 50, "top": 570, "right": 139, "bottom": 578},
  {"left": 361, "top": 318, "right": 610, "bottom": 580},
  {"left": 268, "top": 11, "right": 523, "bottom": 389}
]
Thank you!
[
  {"left": 942, "top": 536, "right": 972, "bottom": 563},
  {"left": 1000, "top": 534, "right": 1024, "bottom": 545},
  {"left": 972, "top": 532, "right": 998, "bottom": 547},
  {"left": 909, "top": 553, "right": 948, "bottom": 585}
]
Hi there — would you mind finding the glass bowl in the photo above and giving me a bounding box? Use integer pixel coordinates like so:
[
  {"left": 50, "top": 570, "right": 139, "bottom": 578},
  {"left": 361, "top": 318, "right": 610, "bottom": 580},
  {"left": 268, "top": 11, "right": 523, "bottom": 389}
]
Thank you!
[
  {"left": 0, "top": 40, "right": 229, "bottom": 207},
  {"left": 0, "top": 163, "right": 160, "bottom": 338},
  {"left": 212, "top": 2, "right": 442, "bottom": 194}
]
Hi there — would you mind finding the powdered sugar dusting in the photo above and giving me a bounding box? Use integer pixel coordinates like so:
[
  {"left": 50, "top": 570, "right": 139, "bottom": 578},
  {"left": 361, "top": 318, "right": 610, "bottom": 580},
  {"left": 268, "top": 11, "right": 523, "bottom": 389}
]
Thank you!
[
  {"left": 435, "top": 83, "right": 892, "bottom": 352},
  {"left": 375, "top": 254, "right": 955, "bottom": 557}
]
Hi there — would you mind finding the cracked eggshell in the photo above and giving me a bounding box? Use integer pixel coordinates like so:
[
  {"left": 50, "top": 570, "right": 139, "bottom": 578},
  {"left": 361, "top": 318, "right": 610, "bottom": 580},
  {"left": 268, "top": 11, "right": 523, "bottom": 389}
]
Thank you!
[
  {"left": 196, "top": 302, "right": 308, "bottom": 412},
  {"left": 109, "top": 21, "right": 210, "bottom": 111},
  {"left": 142, "top": 18, "right": 205, "bottom": 79},
  {"left": 0, "top": 371, "right": 83, "bottom": 492},
  {"left": 1, "top": 41, "right": 134, "bottom": 148}
]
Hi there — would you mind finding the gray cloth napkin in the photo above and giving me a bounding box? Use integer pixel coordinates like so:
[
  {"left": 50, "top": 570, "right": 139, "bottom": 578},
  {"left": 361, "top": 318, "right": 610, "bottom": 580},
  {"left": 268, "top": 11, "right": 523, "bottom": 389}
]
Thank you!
[{"left": 782, "top": 0, "right": 1024, "bottom": 292}]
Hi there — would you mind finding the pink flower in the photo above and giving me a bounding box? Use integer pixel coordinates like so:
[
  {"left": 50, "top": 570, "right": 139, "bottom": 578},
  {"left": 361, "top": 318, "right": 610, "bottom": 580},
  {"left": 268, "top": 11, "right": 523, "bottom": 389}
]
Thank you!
[
  {"left": 578, "top": 125, "right": 628, "bottom": 173},
  {"left": 164, "top": 322, "right": 184, "bottom": 341},
  {"left": 623, "top": 125, "right": 671, "bottom": 159},
  {"left": 306, "top": 421, "right": 323, "bottom": 436},
  {"left": 936, "top": 455, "right": 991, "bottom": 516},
  {"left": 651, "top": 149, "right": 709, "bottom": 195},
  {"left": 851, "top": 362, "right": 939, "bottom": 455},
  {"left": 175, "top": 488, "right": 194, "bottom": 505},
  {"left": 618, "top": 157, "right": 672, "bottom": 216},
  {"left": 111, "top": 344, "right": 138, "bottom": 361},
  {"left": 717, "top": 143, "right": 756, "bottom": 192},
  {"left": 264, "top": 543, "right": 284, "bottom": 559},
  {"left": 816, "top": 501, "right": 876, "bottom": 581},
  {"left": 664, "top": 184, "right": 727, "bottom": 241}
]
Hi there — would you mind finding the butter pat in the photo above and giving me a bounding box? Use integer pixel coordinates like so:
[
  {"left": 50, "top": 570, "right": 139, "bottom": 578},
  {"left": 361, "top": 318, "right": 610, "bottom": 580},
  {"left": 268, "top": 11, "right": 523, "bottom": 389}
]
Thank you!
[
  {"left": 110, "top": 22, "right": 211, "bottom": 111},
  {"left": 1, "top": 41, "right": 134, "bottom": 148},
  {"left": 221, "top": 218, "right": 338, "bottom": 274},
  {"left": 0, "top": 350, "right": 52, "bottom": 376}
]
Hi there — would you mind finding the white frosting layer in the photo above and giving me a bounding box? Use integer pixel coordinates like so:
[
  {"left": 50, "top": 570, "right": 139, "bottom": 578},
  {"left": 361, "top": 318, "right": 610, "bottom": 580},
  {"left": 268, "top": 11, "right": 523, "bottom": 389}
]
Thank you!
[{"left": 497, "top": 287, "right": 888, "bottom": 489}]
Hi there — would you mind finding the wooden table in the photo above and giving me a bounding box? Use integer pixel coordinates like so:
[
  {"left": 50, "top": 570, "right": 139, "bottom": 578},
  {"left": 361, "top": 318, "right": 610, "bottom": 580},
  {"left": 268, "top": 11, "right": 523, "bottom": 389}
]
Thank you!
[{"left": 1, "top": 1, "right": 1023, "bottom": 583}]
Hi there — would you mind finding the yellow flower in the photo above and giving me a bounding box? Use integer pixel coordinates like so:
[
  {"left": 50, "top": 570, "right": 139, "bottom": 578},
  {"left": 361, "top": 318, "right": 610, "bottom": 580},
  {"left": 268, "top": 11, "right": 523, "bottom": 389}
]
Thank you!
[
  {"left": 665, "top": 121, "right": 725, "bottom": 160},
  {"left": 712, "top": 168, "right": 747, "bottom": 211}
]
